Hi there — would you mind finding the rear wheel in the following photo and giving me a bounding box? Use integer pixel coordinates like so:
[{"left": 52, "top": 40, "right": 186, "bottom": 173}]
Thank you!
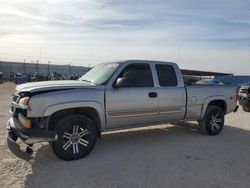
[
  {"left": 51, "top": 115, "right": 97, "bottom": 161},
  {"left": 198, "top": 106, "right": 225, "bottom": 135}
]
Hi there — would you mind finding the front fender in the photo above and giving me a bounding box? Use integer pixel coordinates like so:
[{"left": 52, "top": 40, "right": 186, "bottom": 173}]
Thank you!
[{"left": 43, "top": 101, "right": 106, "bottom": 130}]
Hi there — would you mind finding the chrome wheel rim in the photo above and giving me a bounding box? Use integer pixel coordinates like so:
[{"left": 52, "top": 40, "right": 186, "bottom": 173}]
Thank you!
[
  {"left": 62, "top": 125, "right": 90, "bottom": 154},
  {"left": 209, "top": 113, "right": 223, "bottom": 132}
]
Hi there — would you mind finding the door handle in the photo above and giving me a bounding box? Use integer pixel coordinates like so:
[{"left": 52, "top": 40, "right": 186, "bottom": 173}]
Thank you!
[{"left": 148, "top": 92, "right": 157, "bottom": 98}]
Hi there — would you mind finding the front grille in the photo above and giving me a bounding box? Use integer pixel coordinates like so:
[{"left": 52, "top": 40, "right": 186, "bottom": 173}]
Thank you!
[
  {"left": 10, "top": 93, "right": 28, "bottom": 118},
  {"left": 10, "top": 94, "right": 20, "bottom": 116},
  {"left": 11, "top": 106, "right": 14, "bottom": 113},
  {"left": 12, "top": 94, "right": 20, "bottom": 102}
]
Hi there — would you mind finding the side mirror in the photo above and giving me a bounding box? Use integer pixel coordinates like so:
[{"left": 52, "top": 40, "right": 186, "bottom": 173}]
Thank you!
[{"left": 113, "top": 77, "right": 128, "bottom": 88}]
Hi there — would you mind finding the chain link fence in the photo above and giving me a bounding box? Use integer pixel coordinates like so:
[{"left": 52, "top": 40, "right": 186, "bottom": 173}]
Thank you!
[{"left": 0, "top": 61, "right": 90, "bottom": 80}]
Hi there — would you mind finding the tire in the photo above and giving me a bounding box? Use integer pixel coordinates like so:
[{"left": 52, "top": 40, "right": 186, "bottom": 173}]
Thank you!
[
  {"left": 51, "top": 115, "right": 97, "bottom": 161},
  {"left": 198, "top": 106, "right": 225, "bottom": 136},
  {"left": 243, "top": 106, "right": 250, "bottom": 112}
]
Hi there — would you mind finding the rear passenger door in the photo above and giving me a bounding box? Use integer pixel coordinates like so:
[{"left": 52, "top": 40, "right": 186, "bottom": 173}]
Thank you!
[{"left": 155, "top": 64, "right": 186, "bottom": 123}]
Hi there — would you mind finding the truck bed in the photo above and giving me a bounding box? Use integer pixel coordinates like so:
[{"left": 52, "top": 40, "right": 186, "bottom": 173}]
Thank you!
[{"left": 184, "top": 85, "right": 237, "bottom": 121}]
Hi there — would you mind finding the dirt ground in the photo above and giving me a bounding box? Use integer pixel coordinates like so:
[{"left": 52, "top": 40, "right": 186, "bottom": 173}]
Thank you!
[{"left": 0, "top": 82, "right": 250, "bottom": 188}]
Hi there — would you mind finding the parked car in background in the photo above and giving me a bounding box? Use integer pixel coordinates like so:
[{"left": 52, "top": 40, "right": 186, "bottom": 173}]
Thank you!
[
  {"left": 7, "top": 60, "right": 238, "bottom": 160},
  {"left": 0, "top": 72, "right": 3, "bottom": 84},
  {"left": 238, "top": 83, "right": 250, "bottom": 112},
  {"left": 195, "top": 79, "right": 225, "bottom": 85},
  {"left": 68, "top": 74, "right": 80, "bottom": 80},
  {"left": 15, "top": 73, "right": 28, "bottom": 85}
]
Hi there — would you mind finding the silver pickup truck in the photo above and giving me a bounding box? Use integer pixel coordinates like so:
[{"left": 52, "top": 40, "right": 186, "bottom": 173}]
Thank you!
[{"left": 7, "top": 60, "right": 238, "bottom": 160}]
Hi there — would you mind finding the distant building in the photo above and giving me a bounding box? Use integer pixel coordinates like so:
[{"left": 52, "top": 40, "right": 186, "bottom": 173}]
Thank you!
[{"left": 215, "top": 75, "right": 250, "bottom": 85}]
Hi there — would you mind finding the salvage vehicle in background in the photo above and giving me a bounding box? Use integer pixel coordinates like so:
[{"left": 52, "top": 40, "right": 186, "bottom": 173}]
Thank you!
[
  {"left": 238, "top": 83, "right": 250, "bottom": 112},
  {"left": 0, "top": 72, "right": 3, "bottom": 84},
  {"left": 195, "top": 79, "right": 225, "bottom": 85},
  {"left": 7, "top": 60, "right": 239, "bottom": 160}
]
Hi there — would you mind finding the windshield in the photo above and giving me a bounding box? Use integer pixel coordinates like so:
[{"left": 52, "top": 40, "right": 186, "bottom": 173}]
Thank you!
[{"left": 79, "top": 63, "right": 120, "bottom": 85}]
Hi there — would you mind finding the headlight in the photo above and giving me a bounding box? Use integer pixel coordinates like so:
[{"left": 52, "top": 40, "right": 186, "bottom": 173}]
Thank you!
[{"left": 19, "top": 97, "right": 29, "bottom": 105}]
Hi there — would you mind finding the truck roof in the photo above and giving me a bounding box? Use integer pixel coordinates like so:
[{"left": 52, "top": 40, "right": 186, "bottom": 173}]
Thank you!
[{"left": 109, "top": 60, "right": 176, "bottom": 66}]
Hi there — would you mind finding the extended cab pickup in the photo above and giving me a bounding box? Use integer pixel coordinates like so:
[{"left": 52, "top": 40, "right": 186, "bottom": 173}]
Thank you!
[{"left": 7, "top": 60, "right": 239, "bottom": 160}]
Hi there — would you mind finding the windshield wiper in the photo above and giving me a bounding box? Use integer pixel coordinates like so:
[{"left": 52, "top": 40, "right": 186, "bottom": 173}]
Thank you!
[{"left": 81, "top": 79, "right": 94, "bottom": 84}]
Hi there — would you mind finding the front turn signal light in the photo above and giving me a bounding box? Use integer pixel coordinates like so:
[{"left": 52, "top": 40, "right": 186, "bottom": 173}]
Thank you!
[{"left": 18, "top": 113, "right": 31, "bottom": 128}]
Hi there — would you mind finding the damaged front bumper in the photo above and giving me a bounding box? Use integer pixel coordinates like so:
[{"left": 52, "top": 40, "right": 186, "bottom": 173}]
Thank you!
[{"left": 7, "top": 117, "right": 58, "bottom": 156}]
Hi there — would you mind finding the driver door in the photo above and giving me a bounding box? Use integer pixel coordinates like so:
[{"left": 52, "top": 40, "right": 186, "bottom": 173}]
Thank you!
[{"left": 105, "top": 63, "right": 158, "bottom": 129}]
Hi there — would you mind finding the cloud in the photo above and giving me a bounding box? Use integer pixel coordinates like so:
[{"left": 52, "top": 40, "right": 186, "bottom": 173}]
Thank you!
[{"left": 0, "top": 0, "right": 250, "bottom": 74}]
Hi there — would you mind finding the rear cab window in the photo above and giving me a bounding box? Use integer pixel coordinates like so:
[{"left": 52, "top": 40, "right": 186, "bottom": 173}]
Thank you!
[{"left": 155, "top": 64, "right": 178, "bottom": 86}]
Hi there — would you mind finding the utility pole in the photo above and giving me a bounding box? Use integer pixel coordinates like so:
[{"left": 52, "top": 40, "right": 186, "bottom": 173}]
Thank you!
[
  {"left": 69, "top": 62, "right": 71, "bottom": 75},
  {"left": 48, "top": 61, "right": 51, "bottom": 76},
  {"left": 40, "top": 47, "right": 42, "bottom": 64},
  {"left": 36, "top": 60, "right": 39, "bottom": 74},
  {"left": 23, "top": 59, "right": 26, "bottom": 73}
]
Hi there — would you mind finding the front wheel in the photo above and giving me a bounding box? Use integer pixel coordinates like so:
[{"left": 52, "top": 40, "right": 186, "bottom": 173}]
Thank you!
[
  {"left": 51, "top": 115, "right": 97, "bottom": 161},
  {"left": 198, "top": 106, "right": 225, "bottom": 135}
]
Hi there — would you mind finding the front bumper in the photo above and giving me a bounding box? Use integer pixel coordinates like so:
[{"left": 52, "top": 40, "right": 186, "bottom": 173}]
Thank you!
[
  {"left": 7, "top": 117, "right": 58, "bottom": 157},
  {"left": 7, "top": 117, "right": 58, "bottom": 144}
]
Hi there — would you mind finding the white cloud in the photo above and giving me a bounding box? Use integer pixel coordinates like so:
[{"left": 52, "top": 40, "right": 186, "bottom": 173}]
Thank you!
[{"left": 0, "top": 0, "right": 250, "bottom": 74}]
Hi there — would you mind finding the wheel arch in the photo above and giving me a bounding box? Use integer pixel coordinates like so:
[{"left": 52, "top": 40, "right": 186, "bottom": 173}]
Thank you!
[
  {"left": 200, "top": 97, "right": 227, "bottom": 120},
  {"left": 46, "top": 103, "right": 105, "bottom": 138}
]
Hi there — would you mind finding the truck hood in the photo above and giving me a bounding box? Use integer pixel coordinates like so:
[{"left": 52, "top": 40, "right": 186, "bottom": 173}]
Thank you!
[{"left": 16, "top": 80, "right": 95, "bottom": 93}]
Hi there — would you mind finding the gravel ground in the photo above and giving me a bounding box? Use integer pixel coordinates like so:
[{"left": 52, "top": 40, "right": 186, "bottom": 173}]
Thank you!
[{"left": 0, "top": 82, "right": 250, "bottom": 188}]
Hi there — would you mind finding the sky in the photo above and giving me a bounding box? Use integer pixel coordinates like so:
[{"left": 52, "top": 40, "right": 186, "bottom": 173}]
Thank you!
[{"left": 0, "top": 0, "right": 250, "bottom": 74}]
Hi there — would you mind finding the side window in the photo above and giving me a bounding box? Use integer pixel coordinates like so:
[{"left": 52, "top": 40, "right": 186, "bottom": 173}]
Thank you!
[
  {"left": 117, "top": 63, "right": 154, "bottom": 87},
  {"left": 156, "top": 64, "right": 178, "bottom": 86}
]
